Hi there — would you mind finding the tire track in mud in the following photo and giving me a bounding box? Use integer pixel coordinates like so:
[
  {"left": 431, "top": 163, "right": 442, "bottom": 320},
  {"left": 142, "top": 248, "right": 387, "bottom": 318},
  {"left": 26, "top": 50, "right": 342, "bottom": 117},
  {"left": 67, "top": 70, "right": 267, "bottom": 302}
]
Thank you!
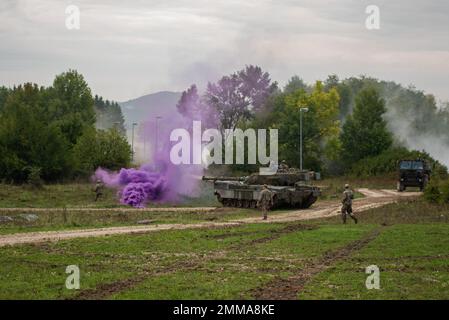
[
  {"left": 251, "top": 227, "right": 383, "bottom": 300},
  {"left": 71, "top": 222, "right": 316, "bottom": 300},
  {"left": 71, "top": 260, "right": 199, "bottom": 300}
]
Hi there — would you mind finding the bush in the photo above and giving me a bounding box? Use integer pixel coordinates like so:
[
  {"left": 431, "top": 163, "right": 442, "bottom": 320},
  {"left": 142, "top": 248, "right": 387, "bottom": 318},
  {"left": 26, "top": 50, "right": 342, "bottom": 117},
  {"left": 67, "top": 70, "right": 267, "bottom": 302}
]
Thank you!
[
  {"left": 424, "top": 179, "right": 441, "bottom": 203},
  {"left": 0, "top": 85, "right": 73, "bottom": 182},
  {"left": 424, "top": 179, "right": 449, "bottom": 204},
  {"left": 440, "top": 180, "right": 449, "bottom": 204},
  {"left": 25, "top": 166, "right": 44, "bottom": 189},
  {"left": 73, "top": 127, "right": 132, "bottom": 175}
]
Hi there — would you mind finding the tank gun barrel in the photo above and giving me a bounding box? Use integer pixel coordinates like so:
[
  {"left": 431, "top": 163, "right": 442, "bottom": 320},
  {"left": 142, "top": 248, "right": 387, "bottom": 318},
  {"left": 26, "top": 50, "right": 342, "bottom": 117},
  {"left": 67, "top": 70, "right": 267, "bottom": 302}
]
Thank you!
[{"left": 202, "top": 176, "right": 246, "bottom": 182}]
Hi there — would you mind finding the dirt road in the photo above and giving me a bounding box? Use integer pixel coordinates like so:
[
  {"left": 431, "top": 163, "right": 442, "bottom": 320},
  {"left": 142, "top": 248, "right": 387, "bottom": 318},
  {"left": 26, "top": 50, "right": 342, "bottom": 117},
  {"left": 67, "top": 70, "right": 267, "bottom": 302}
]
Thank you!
[
  {"left": 0, "top": 207, "right": 216, "bottom": 213},
  {"left": 0, "top": 189, "right": 420, "bottom": 247}
]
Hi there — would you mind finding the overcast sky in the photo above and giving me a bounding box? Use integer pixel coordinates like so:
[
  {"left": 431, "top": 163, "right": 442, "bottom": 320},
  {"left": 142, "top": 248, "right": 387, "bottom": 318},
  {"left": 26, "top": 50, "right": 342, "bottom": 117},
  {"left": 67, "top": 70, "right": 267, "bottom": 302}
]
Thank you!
[{"left": 1, "top": 0, "right": 448, "bottom": 102}]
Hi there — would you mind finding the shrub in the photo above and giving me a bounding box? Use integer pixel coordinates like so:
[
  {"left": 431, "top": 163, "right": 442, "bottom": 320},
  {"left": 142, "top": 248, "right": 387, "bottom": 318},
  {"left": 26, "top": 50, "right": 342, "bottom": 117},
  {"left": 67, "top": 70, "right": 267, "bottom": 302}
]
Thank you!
[
  {"left": 24, "top": 166, "right": 44, "bottom": 188},
  {"left": 440, "top": 180, "right": 449, "bottom": 204},
  {"left": 424, "top": 179, "right": 449, "bottom": 204},
  {"left": 72, "top": 127, "right": 132, "bottom": 176},
  {"left": 423, "top": 179, "right": 441, "bottom": 203}
]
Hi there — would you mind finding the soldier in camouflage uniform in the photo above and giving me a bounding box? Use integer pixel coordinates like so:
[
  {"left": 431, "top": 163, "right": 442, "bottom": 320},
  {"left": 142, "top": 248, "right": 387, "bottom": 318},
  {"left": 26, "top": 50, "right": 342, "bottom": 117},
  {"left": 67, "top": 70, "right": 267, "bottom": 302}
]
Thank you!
[
  {"left": 258, "top": 184, "right": 273, "bottom": 220},
  {"left": 94, "top": 180, "right": 104, "bottom": 202},
  {"left": 278, "top": 160, "right": 289, "bottom": 173},
  {"left": 341, "top": 184, "right": 358, "bottom": 224}
]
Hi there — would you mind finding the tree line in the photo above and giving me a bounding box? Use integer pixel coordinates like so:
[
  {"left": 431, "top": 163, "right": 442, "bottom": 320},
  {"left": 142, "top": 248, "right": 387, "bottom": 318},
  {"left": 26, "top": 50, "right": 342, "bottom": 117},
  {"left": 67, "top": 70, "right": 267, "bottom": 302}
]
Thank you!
[
  {"left": 177, "top": 66, "right": 448, "bottom": 177},
  {"left": 1, "top": 67, "right": 447, "bottom": 184},
  {"left": 0, "top": 70, "right": 131, "bottom": 184}
]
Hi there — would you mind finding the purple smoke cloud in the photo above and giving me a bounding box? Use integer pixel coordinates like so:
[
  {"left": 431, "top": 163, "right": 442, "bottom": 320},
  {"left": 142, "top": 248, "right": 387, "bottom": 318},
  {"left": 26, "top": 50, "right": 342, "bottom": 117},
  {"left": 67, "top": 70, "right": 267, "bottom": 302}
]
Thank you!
[
  {"left": 95, "top": 166, "right": 168, "bottom": 207},
  {"left": 94, "top": 110, "right": 204, "bottom": 208},
  {"left": 94, "top": 66, "right": 275, "bottom": 207}
]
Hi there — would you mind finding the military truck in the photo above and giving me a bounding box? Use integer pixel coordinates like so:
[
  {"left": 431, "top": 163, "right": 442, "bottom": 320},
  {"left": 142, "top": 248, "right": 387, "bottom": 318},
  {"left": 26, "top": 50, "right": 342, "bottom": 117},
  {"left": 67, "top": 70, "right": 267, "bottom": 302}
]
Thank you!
[
  {"left": 202, "top": 169, "right": 321, "bottom": 209},
  {"left": 397, "top": 159, "right": 431, "bottom": 192}
]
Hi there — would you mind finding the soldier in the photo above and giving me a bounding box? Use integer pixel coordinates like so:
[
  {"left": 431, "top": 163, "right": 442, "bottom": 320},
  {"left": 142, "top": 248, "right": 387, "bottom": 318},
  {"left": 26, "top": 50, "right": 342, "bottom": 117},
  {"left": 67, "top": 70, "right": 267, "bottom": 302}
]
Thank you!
[
  {"left": 341, "top": 184, "right": 358, "bottom": 224},
  {"left": 94, "top": 180, "right": 104, "bottom": 202},
  {"left": 278, "top": 160, "right": 289, "bottom": 173},
  {"left": 258, "top": 184, "right": 273, "bottom": 220}
]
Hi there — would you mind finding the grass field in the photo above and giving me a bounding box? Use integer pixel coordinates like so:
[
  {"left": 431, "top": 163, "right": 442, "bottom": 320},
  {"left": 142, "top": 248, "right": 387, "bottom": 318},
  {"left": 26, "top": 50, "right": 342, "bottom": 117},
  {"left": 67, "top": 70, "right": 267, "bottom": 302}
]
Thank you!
[
  {"left": 0, "top": 182, "right": 219, "bottom": 208},
  {"left": 0, "top": 207, "right": 286, "bottom": 235},
  {"left": 1, "top": 197, "right": 448, "bottom": 300},
  {"left": 0, "top": 176, "right": 409, "bottom": 236},
  {"left": 0, "top": 175, "right": 397, "bottom": 209}
]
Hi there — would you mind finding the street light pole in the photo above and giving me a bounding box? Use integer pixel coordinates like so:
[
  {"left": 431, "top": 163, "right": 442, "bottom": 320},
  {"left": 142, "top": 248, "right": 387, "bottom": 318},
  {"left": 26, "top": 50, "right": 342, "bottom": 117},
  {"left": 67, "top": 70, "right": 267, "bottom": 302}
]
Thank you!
[
  {"left": 131, "top": 122, "right": 137, "bottom": 162},
  {"left": 299, "top": 107, "right": 309, "bottom": 171},
  {"left": 155, "top": 116, "right": 162, "bottom": 153},
  {"left": 143, "top": 130, "right": 147, "bottom": 162}
]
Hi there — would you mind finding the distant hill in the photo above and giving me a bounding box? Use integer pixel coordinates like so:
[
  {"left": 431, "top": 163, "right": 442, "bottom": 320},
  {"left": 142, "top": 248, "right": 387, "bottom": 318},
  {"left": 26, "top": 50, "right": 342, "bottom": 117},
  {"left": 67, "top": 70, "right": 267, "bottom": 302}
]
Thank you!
[{"left": 120, "top": 91, "right": 182, "bottom": 128}]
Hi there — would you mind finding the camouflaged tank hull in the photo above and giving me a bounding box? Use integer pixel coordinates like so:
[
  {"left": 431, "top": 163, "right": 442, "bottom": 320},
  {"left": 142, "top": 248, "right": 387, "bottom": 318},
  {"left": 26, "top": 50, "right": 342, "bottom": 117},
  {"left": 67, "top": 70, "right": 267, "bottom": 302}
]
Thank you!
[{"left": 211, "top": 180, "right": 321, "bottom": 209}]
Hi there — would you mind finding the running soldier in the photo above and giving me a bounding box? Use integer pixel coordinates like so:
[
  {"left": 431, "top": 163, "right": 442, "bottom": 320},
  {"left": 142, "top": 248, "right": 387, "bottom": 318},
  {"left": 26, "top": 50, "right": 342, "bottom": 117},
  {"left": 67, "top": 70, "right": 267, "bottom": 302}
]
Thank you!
[
  {"left": 341, "top": 184, "right": 358, "bottom": 224},
  {"left": 258, "top": 184, "right": 273, "bottom": 220}
]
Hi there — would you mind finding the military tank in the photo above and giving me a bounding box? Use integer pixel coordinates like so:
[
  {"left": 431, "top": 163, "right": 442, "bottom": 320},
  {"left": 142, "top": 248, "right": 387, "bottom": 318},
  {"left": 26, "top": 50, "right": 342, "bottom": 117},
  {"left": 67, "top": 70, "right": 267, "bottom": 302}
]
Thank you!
[{"left": 202, "top": 169, "right": 321, "bottom": 209}]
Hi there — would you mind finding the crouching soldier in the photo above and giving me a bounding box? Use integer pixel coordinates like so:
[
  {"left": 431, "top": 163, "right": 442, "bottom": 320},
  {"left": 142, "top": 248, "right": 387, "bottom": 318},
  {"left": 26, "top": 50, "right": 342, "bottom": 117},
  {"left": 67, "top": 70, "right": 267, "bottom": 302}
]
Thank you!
[
  {"left": 94, "top": 180, "right": 104, "bottom": 202},
  {"left": 341, "top": 184, "right": 358, "bottom": 224},
  {"left": 258, "top": 184, "right": 273, "bottom": 220}
]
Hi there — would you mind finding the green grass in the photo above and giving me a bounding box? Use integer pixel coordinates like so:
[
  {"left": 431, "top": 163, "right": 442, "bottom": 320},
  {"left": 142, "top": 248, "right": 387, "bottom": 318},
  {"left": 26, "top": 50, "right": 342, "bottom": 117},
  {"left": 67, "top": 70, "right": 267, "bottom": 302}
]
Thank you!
[
  {"left": 0, "top": 206, "right": 295, "bottom": 235},
  {"left": 300, "top": 224, "right": 449, "bottom": 299},
  {"left": 0, "top": 175, "right": 403, "bottom": 209},
  {"left": 0, "top": 181, "right": 220, "bottom": 208},
  {"left": 0, "top": 194, "right": 448, "bottom": 299},
  {"left": 0, "top": 223, "right": 374, "bottom": 299},
  {"left": 319, "top": 198, "right": 449, "bottom": 225},
  {"left": 0, "top": 183, "right": 122, "bottom": 208}
]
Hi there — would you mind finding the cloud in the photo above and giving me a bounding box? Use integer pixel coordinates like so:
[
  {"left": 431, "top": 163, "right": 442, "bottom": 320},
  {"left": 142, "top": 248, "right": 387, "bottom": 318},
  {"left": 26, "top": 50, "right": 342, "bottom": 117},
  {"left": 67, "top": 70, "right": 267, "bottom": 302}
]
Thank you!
[{"left": 0, "top": 0, "right": 448, "bottom": 101}]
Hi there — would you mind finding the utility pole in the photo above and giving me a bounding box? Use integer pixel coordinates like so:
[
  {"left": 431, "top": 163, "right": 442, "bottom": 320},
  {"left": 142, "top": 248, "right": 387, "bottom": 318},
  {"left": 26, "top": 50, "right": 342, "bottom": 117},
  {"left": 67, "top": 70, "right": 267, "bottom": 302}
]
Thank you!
[
  {"left": 143, "top": 123, "right": 147, "bottom": 162},
  {"left": 155, "top": 116, "right": 162, "bottom": 153},
  {"left": 131, "top": 122, "right": 137, "bottom": 162},
  {"left": 299, "top": 107, "right": 309, "bottom": 171}
]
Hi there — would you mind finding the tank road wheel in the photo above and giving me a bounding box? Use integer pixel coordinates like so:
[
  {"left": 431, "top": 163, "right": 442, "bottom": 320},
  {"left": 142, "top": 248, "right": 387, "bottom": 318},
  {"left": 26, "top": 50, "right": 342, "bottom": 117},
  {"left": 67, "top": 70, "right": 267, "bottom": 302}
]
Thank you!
[
  {"left": 231, "top": 199, "right": 238, "bottom": 207},
  {"left": 307, "top": 196, "right": 317, "bottom": 208},
  {"left": 250, "top": 200, "right": 257, "bottom": 209},
  {"left": 237, "top": 199, "right": 244, "bottom": 208},
  {"left": 301, "top": 195, "right": 317, "bottom": 209},
  {"left": 244, "top": 200, "right": 250, "bottom": 208}
]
